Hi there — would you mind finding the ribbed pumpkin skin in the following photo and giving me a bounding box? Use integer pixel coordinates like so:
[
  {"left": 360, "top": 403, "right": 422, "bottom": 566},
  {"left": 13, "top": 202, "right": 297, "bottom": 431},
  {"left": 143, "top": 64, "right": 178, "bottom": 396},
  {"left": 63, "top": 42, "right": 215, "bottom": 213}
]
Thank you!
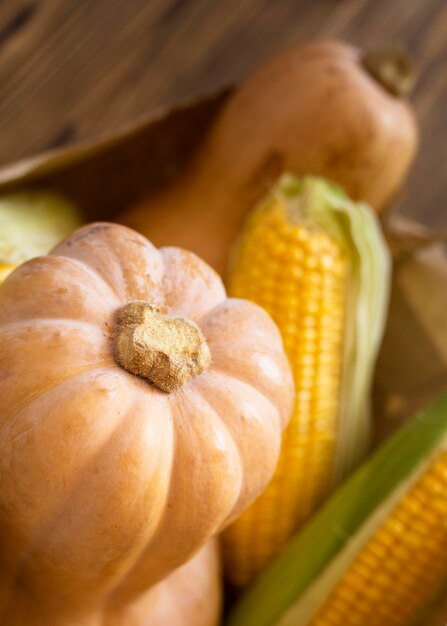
[
  {"left": 0, "top": 223, "right": 293, "bottom": 624},
  {"left": 134, "top": 539, "right": 221, "bottom": 626},
  {"left": 104, "top": 540, "right": 221, "bottom": 626}
]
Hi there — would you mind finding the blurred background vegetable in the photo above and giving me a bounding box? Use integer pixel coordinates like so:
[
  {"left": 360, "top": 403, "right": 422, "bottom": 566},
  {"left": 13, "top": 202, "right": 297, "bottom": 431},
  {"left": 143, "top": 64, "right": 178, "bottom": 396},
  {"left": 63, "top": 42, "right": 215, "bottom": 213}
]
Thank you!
[
  {"left": 119, "top": 40, "right": 417, "bottom": 274},
  {"left": 0, "top": 191, "right": 82, "bottom": 282},
  {"left": 0, "top": 263, "right": 15, "bottom": 284}
]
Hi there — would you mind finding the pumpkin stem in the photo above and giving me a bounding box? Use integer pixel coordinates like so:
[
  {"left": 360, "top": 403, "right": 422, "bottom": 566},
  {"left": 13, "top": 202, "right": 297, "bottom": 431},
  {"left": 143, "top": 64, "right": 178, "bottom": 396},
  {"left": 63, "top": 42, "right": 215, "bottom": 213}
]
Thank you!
[
  {"left": 114, "top": 301, "right": 211, "bottom": 392},
  {"left": 363, "top": 45, "right": 416, "bottom": 97}
]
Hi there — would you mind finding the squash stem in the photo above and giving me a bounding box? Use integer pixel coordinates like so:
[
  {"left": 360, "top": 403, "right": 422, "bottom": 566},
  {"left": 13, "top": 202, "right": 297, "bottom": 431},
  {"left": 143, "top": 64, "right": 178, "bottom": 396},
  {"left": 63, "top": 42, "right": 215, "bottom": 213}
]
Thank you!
[
  {"left": 363, "top": 45, "right": 416, "bottom": 97},
  {"left": 114, "top": 301, "right": 211, "bottom": 392}
]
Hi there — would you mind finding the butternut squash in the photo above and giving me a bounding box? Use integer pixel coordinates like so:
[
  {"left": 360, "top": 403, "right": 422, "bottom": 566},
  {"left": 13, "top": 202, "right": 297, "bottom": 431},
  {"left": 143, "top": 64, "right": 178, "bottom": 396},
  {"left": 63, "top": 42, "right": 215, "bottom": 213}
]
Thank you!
[{"left": 119, "top": 40, "right": 418, "bottom": 275}]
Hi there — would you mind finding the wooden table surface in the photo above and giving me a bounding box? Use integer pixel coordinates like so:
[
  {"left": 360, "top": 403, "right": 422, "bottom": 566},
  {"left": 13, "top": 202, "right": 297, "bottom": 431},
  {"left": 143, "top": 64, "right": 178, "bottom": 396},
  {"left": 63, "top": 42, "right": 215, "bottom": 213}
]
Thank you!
[{"left": 0, "top": 0, "right": 446, "bottom": 226}]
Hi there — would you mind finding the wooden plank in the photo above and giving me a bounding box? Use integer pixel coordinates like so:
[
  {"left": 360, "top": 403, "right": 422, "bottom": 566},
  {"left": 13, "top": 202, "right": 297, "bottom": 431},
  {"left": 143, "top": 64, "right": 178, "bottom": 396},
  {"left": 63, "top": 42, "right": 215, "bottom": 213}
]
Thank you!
[{"left": 0, "top": 0, "right": 445, "bottom": 226}]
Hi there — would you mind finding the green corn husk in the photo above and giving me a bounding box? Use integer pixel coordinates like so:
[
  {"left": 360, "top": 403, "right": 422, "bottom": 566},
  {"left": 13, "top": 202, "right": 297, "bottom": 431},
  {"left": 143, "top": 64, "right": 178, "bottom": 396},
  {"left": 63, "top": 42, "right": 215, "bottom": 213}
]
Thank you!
[{"left": 227, "top": 391, "right": 447, "bottom": 626}]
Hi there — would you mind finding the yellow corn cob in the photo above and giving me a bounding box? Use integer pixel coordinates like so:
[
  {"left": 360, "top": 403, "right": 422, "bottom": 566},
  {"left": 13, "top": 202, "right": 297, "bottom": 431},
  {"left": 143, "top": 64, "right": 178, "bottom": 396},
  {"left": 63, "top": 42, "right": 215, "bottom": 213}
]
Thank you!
[
  {"left": 0, "top": 262, "right": 15, "bottom": 283},
  {"left": 223, "top": 197, "right": 348, "bottom": 585},
  {"left": 310, "top": 451, "right": 447, "bottom": 626},
  {"left": 222, "top": 176, "right": 390, "bottom": 588}
]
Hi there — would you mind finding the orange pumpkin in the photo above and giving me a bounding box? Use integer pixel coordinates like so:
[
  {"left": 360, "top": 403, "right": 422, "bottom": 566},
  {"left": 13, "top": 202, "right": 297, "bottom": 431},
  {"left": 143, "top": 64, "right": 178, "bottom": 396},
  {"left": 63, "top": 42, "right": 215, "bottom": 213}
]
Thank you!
[
  {"left": 0, "top": 223, "right": 293, "bottom": 624},
  {"left": 138, "top": 539, "right": 221, "bottom": 626},
  {"left": 104, "top": 540, "right": 221, "bottom": 626}
]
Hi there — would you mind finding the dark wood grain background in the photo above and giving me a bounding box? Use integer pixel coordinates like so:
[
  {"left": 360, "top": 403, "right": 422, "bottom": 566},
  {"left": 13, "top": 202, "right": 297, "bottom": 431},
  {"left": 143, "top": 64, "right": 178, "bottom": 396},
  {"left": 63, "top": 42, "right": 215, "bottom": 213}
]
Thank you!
[{"left": 0, "top": 0, "right": 446, "bottom": 226}]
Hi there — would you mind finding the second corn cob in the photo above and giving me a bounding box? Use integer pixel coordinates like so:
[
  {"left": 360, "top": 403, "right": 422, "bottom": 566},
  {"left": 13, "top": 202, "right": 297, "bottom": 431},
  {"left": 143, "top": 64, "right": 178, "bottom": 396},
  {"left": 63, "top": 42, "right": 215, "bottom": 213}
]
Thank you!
[
  {"left": 0, "top": 192, "right": 82, "bottom": 284},
  {"left": 228, "top": 391, "right": 447, "bottom": 626},
  {"left": 0, "top": 191, "right": 81, "bottom": 265},
  {"left": 222, "top": 175, "right": 390, "bottom": 586},
  {"left": 0, "top": 263, "right": 15, "bottom": 283}
]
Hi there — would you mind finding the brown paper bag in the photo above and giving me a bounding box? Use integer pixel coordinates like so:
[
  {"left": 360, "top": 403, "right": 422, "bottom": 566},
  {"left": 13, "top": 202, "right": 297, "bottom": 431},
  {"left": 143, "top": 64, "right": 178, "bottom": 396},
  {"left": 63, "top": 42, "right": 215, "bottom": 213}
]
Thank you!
[
  {"left": 373, "top": 215, "right": 447, "bottom": 444},
  {"left": 1, "top": 89, "right": 447, "bottom": 624}
]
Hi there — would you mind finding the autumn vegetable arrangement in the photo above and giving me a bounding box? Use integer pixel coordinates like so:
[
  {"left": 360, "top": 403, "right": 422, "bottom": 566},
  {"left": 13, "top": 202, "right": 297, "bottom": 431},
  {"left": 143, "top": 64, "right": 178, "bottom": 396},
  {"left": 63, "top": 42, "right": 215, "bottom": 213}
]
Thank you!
[{"left": 0, "top": 37, "right": 446, "bottom": 626}]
